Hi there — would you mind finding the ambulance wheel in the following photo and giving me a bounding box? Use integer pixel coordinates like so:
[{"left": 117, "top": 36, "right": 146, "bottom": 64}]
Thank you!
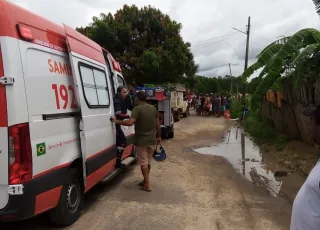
[
  {"left": 50, "top": 168, "right": 84, "bottom": 226},
  {"left": 183, "top": 112, "right": 188, "bottom": 118},
  {"left": 168, "top": 131, "right": 174, "bottom": 139}
]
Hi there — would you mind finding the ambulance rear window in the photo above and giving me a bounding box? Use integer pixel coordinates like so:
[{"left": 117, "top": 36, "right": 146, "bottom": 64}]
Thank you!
[{"left": 79, "top": 64, "right": 110, "bottom": 108}]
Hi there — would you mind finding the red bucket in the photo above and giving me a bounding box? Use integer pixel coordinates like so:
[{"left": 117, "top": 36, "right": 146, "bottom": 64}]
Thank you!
[
  {"left": 155, "top": 90, "right": 164, "bottom": 100},
  {"left": 224, "top": 110, "right": 230, "bottom": 120}
]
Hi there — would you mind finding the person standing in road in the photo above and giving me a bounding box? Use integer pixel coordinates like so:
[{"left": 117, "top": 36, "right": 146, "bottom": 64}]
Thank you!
[
  {"left": 290, "top": 104, "right": 320, "bottom": 230},
  {"left": 111, "top": 91, "right": 161, "bottom": 192}
]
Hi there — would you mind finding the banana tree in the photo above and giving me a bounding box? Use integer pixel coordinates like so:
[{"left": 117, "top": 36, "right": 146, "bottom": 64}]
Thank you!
[{"left": 242, "top": 28, "right": 320, "bottom": 109}]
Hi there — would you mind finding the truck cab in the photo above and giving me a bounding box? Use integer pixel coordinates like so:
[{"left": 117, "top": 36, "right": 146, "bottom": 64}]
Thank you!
[{"left": 171, "top": 89, "right": 189, "bottom": 121}]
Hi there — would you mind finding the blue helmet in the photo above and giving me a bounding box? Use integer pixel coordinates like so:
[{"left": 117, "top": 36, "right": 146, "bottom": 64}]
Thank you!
[{"left": 153, "top": 145, "right": 166, "bottom": 161}]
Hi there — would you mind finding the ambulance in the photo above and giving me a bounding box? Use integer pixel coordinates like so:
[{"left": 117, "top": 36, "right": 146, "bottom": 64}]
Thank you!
[{"left": 0, "top": 0, "right": 135, "bottom": 225}]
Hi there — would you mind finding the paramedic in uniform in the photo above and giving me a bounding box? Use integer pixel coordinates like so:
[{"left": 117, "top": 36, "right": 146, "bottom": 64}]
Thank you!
[
  {"left": 111, "top": 91, "right": 161, "bottom": 192},
  {"left": 290, "top": 104, "right": 320, "bottom": 230}
]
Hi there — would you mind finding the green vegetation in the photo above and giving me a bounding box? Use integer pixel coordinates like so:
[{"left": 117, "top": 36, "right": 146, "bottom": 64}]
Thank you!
[
  {"left": 236, "top": 26, "right": 320, "bottom": 149},
  {"left": 231, "top": 98, "right": 288, "bottom": 151},
  {"left": 241, "top": 28, "right": 320, "bottom": 110},
  {"left": 230, "top": 98, "right": 242, "bottom": 119},
  {"left": 193, "top": 75, "right": 242, "bottom": 94},
  {"left": 76, "top": 4, "right": 260, "bottom": 95},
  {"left": 77, "top": 5, "right": 198, "bottom": 85}
]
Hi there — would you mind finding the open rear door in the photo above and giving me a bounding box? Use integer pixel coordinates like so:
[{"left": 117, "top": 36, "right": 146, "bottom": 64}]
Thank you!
[{"left": 63, "top": 25, "right": 116, "bottom": 188}]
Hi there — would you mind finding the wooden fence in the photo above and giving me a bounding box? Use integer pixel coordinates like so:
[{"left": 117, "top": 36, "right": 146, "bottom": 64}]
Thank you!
[{"left": 265, "top": 91, "right": 285, "bottom": 108}]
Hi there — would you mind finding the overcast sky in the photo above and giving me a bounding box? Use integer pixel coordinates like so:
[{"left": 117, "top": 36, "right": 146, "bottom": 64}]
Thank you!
[{"left": 10, "top": 0, "right": 320, "bottom": 78}]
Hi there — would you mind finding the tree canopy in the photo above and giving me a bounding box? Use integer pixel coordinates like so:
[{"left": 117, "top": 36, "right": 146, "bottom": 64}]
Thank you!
[
  {"left": 189, "top": 75, "right": 243, "bottom": 95},
  {"left": 76, "top": 5, "right": 197, "bottom": 85}
]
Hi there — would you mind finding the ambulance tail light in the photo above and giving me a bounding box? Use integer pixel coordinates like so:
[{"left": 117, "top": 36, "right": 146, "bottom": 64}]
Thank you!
[{"left": 8, "top": 124, "right": 32, "bottom": 184}]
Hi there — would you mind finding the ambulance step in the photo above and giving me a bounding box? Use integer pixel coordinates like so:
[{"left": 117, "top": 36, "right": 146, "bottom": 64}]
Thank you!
[
  {"left": 121, "top": 156, "right": 135, "bottom": 166},
  {"left": 99, "top": 157, "right": 135, "bottom": 184}
]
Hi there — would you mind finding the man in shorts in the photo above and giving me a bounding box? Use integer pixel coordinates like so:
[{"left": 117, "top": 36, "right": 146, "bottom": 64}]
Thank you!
[{"left": 111, "top": 91, "right": 161, "bottom": 192}]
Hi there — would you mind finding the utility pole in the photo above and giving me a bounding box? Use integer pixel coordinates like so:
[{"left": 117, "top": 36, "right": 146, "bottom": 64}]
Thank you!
[
  {"left": 229, "top": 63, "right": 233, "bottom": 95},
  {"left": 231, "top": 16, "right": 251, "bottom": 104},
  {"left": 243, "top": 16, "right": 251, "bottom": 104}
]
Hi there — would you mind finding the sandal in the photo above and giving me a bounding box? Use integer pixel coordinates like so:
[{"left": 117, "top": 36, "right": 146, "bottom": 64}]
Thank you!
[{"left": 137, "top": 181, "right": 144, "bottom": 187}]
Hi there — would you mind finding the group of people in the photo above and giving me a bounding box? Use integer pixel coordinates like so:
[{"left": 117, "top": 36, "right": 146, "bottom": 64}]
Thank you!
[{"left": 194, "top": 94, "right": 231, "bottom": 117}]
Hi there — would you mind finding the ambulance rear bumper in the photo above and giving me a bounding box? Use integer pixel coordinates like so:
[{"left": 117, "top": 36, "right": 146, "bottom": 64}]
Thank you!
[{"left": 0, "top": 181, "right": 36, "bottom": 222}]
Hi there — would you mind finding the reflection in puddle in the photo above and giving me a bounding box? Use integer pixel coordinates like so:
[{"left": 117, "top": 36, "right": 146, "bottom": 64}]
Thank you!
[{"left": 194, "top": 125, "right": 283, "bottom": 197}]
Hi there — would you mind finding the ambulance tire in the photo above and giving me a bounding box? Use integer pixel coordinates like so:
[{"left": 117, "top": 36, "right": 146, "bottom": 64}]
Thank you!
[{"left": 50, "top": 168, "right": 84, "bottom": 226}]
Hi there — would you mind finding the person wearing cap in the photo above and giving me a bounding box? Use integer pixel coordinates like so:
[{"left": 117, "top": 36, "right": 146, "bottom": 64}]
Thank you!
[
  {"left": 111, "top": 91, "right": 161, "bottom": 192},
  {"left": 290, "top": 105, "right": 320, "bottom": 230}
]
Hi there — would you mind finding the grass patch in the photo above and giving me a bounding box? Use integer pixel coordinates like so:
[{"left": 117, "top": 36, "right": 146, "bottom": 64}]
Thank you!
[
  {"left": 275, "top": 134, "right": 288, "bottom": 151},
  {"left": 244, "top": 109, "right": 276, "bottom": 140},
  {"left": 231, "top": 98, "right": 288, "bottom": 151},
  {"left": 230, "top": 98, "right": 242, "bottom": 119}
]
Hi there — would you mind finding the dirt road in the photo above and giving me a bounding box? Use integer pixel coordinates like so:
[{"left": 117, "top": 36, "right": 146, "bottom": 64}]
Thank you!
[{"left": 1, "top": 115, "right": 292, "bottom": 230}]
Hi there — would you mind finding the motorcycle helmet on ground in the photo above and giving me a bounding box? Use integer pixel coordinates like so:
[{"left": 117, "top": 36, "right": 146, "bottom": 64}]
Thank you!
[{"left": 153, "top": 145, "right": 167, "bottom": 161}]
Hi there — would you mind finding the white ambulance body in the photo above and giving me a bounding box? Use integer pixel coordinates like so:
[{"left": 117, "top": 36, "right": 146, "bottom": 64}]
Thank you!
[{"left": 0, "top": 0, "right": 135, "bottom": 225}]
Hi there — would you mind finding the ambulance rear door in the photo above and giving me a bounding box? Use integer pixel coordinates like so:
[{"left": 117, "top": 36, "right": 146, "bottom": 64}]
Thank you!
[{"left": 64, "top": 24, "right": 116, "bottom": 187}]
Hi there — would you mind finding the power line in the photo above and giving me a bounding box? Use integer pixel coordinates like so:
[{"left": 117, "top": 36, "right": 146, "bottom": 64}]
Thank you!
[
  {"left": 191, "top": 39, "right": 229, "bottom": 51},
  {"left": 251, "top": 41, "right": 267, "bottom": 47},
  {"left": 190, "top": 31, "right": 240, "bottom": 45},
  {"left": 198, "top": 63, "right": 244, "bottom": 72},
  {"left": 223, "top": 40, "right": 241, "bottom": 59}
]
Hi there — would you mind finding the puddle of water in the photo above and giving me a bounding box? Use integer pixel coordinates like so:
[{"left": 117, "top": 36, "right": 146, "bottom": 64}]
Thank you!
[{"left": 193, "top": 125, "right": 284, "bottom": 197}]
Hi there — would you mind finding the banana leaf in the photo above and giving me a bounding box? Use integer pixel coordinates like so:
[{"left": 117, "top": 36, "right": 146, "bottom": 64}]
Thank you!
[
  {"left": 257, "top": 37, "right": 289, "bottom": 59},
  {"left": 277, "top": 28, "right": 320, "bottom": 60},
  {"left": 312, "top": 0, "right": 320, "bottom": 16},
  {"left": 257, "top": 54, "right": 278, "bottom": 78},
  {"left": 242, "top": 44, "right": 283, "bottom": 82},
  {"left": 270, "top": 77, "right": 283, "bottom": 91},
  {"left": 292, "top": 43, "right": 320, "bottom": 65},
  {"left": 251, "top": 71, "right": 280, "bottom": 110},
  {"left": 257, "top": 29, "right": 320, "bottom": 86}
]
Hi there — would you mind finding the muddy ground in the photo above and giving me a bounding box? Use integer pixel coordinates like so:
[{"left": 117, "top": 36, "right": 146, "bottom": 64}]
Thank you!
[
  {"left": 1, "top": 114, "right": 293, "bottom": 230},
  {"left": 256, "top": 136, "right": 319, "bottom": 202},
  {"left": 260, "top": 140, "right": 319, "bottom": 177}
]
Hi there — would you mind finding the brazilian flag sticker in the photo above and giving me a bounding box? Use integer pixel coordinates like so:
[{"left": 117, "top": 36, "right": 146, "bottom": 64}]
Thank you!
[{"left": 36, "top": 142, "right": 46, "bottom": 157}]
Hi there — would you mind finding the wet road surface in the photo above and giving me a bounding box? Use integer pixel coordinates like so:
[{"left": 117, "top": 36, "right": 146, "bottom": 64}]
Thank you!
[
  {"left": 1, "top": 115, "right": 293, "bottom": 230},
  {"left": 194, "top": 124, "right": 306, "bottom": 202}
]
